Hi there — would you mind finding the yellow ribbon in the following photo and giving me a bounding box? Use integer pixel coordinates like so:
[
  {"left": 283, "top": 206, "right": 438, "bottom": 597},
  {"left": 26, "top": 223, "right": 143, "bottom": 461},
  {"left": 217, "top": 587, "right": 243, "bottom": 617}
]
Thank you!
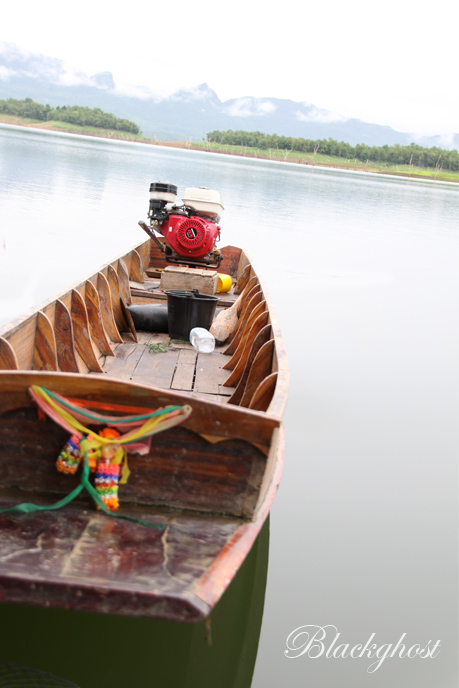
[{"left": 32, "top": 386, "right": 192, "bottom": 484}]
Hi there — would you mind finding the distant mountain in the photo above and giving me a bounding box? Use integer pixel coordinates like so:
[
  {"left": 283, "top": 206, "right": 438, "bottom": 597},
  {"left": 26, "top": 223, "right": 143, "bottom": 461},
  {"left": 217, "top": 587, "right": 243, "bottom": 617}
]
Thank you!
[{"left": 1, "top": 44, "right": 458, "bottom": 150}]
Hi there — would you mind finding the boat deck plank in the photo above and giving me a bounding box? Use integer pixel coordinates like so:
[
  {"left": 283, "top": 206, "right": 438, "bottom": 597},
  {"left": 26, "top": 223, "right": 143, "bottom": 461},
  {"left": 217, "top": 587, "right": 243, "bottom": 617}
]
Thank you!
[
  {"left": 171, "top": 348, "right": 198, "bottom": 391},
  {"left": 102, "top": 340, "right": 146, "bottom": 379},
  {"left": 100, "top": 332, "right": 235, "bottom": 400},
  {"left": 133, "top": 348, "right": 180, "bottom": 389},
  {"left": 0, "top": 490, "right": 240, "bottom": 620},
  {"left": 194, "top": 352, "right": 233, "bottom": 396}
]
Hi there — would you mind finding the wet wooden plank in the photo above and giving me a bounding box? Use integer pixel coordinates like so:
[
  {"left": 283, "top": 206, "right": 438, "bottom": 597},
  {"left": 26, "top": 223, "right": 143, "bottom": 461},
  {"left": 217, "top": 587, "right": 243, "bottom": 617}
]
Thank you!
[
  {"left": 0, "top": 337, "right": 19, "bottom": 370},
  {"left": 218, "top": 384, "right": 235, "bottom": 397},
  {"left": 228, "top": 324, "right": 272, "bottom": 405},
  {"left": 139, "top": 349, "right": 180, "bottom": 388},
  {"left": 234, "top": 263, "right": 252, "bottom": 294},
  {"left": 0, "top": 495, "right": 91, "bottom": 576},
  {"left": 71, "top": 290, "right": 103, "bottom": 373},
  {"left": 120, "top": 296, "right": 138, "bottom": 343},
  {"left": 194, "top": 352, "right": 231, "bottom": 395},
  {"left": 171, "top": 348, "right": 197, "bottom": 391},
  {"left": 130, "top": 249, "right": 144, "bottom": 282},
  {"left": 249, "top": 372, "right": 278, "bottom": 412},
  {"left": 223, "top": 306, "right": 268, "bottom": 377},
  {"left": 107, "top": 265, "right": 128, "bottom": 332},
  {"left": 224, "top": 289, "right": 262, "bottom": 357},
  {"left": 85, "top": 280, "right": 115, "bottom": 356},
  {"left": 117, "top": 258, "right": 132, "bottom": 305},
  {"left": 137, "top": 240, "right": 151, "bottom": 270},
  {"left": 58, "top": 511, "right": 237, "bottom": 591},
  {"left": 0, "top": 318, "right": 36, "bottom": 371},
  {"left": 102, "top": 332, "right": 180, "bottom": 388},
  {"left": 240, "top": 339, "right": 275, "bottom": 408},
  {"left": 102, "top": 339, "right": 148, "bottom": 380},
  {"left": 0, "top": 493, "right": 240, "bottom": 620},
  {"left": 54, "top": 300, "right": 80, "bottom": 373},
  {"left": 97, "top": 272, "right": 123, "bottom": 343},
  {"left": 218, "top": 245, "right": 242, "bottom": 277},
  {"left": 222, "top": 280, "right": 259, "bottom": 355},
  {"left": 32, "top": 312, "right": 57, "bottom": 371},
  {"left": 192, "top": 392, "right": 230, "bottom": 404}
]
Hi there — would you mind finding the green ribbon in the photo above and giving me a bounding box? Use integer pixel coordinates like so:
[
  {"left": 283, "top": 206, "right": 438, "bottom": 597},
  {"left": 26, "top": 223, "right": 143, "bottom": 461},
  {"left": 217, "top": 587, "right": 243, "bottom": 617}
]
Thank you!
[
  {"left": 43, "top": 387, "right": 181, "bottom": 424},
  {"left": 0, "top": 453, "right": 165, "bottom": 530}
]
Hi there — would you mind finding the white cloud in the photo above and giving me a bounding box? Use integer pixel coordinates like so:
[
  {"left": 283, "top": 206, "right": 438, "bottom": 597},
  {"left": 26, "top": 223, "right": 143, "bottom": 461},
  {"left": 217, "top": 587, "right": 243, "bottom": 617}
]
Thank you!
[
  {"left": 167, "top": 84, "right": 217, "bottom": 103},
  {"left": 428, "top": 132, "right": 457, "bottom": 148},
  {"left": 257, "top": 101, "right": 276, "bottom": 114},
  {"left": 114, "top": 81, "right": 159, "bottom": 100},
  {"left": 0, "top": 43, "right": 115, "bottom": 91},
  {"left": 56, "top": 70, "right": 91, "bottom": 87},
  {"left": 224, "top": 98, "right": 276, "bottom": 117},
  {"left": 0, "top": 65, "right": 11, "bottom": 80},
  {"left": 296, "top": 105, "right": 348, "bottom": 124}
]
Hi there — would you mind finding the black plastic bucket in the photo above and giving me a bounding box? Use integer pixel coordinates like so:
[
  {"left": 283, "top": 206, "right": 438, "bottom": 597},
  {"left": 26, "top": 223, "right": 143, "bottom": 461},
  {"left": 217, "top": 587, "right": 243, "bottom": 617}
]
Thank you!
[
  {"left": 165, "top": 289, "right": 219, "bottom": 340},
  {"left": 127, "top": 305, "right": 169, "bottom": 333}
]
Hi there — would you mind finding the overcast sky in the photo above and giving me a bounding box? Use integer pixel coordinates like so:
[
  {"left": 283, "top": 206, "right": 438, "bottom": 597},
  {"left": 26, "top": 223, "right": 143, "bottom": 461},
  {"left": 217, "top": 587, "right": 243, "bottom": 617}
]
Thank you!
[{"left": 2, "top": 0, "right": 458, "bottom": 137}]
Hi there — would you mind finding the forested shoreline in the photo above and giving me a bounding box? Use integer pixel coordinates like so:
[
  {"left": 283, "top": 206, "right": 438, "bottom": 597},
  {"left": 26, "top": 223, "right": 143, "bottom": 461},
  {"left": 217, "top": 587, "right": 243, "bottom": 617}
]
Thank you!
[
  {"left": 1, "top": 98, "right": 457, "bottom": 180},
  {"left": 207, "top": 130, "right": 459, "bottom": 172},
  {"left": 0, "top": 98, "right": 141, "bottom": 135}
]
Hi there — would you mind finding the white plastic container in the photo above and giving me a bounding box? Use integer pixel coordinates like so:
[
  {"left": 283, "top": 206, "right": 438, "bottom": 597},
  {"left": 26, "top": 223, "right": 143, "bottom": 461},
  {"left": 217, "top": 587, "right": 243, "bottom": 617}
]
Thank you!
[
  {"left": 182, "top": 187, "right": 224, "bottom": 222},
  {"left": 189, "top": 327, "right": 215, "bottom": 353}
]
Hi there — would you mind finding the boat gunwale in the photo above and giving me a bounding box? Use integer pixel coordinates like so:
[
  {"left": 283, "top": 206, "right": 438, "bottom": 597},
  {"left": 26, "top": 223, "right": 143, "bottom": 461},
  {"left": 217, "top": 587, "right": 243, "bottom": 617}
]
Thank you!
[
  {"left": 0, "top": 240, "right": 289, "bottom": 421},
  {"left": 0, "top": 369, "right": 280, "bottom": 448}
]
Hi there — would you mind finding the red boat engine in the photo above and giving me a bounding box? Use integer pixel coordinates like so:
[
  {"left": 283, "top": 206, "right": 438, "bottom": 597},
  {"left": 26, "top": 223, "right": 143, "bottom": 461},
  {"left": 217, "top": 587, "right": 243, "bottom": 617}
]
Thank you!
[
  {"left": 161, "top": 214, "right": 220, "bottom": 260},
  {"left": 140, "top": 182, "right": 224, "bottom": 268}
]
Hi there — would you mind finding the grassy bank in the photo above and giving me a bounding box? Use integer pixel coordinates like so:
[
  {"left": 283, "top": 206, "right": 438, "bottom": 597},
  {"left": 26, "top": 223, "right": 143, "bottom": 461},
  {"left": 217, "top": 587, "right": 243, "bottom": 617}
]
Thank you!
[
  {"left": 189, "top": 141, "right": 459, "bottom": 183},
  {"left": 2, "top": 115, "right": 458, "bottom": 183},
  {"left": 0, "top": 114, "right": 154, "bottom": 144}
]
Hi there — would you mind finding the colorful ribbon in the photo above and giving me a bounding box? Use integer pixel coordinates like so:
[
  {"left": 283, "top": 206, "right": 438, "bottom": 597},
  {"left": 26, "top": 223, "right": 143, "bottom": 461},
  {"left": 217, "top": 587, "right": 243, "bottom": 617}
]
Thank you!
[
  {"left": 30, "top": 386, "right": 192, "bottom": 484},
  {"left": 0, "top": 386, "right": 193, "bottom": 529}
]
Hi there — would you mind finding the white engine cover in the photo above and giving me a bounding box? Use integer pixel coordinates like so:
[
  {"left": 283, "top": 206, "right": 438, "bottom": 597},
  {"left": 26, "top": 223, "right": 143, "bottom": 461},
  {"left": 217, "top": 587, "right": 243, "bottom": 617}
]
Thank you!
[{"left": 182, "top": 187, "right": 224, "bottom": 222}]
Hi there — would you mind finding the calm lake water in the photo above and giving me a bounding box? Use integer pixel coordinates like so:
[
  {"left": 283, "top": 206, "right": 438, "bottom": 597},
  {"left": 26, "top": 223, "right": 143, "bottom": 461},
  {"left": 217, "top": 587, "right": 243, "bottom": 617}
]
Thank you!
[{"left": 0, "top": 125, "right": 458, "bottom": 688}]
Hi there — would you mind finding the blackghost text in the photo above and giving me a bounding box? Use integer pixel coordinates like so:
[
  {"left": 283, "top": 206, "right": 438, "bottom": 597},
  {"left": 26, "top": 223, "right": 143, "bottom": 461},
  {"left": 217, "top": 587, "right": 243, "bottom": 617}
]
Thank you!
[{"left": 284, "top": 625, "right": 441, "bottom": 673}]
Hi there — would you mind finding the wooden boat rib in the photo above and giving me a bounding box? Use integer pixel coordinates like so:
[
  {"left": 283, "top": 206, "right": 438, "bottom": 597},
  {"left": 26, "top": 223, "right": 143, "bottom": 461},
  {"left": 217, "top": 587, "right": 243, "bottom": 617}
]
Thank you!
[{"left": 0, "top": 237, "right": 288, "bottom": 622}]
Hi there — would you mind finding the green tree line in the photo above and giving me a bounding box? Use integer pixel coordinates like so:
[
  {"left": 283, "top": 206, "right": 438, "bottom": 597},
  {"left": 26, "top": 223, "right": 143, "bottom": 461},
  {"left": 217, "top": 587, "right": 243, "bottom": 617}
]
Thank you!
[
  {"left": 207, "top": 129, "right": 459, "bottom": 171},
  {"left": 0, "top": 98, "right": 141, "bottom": 135}
]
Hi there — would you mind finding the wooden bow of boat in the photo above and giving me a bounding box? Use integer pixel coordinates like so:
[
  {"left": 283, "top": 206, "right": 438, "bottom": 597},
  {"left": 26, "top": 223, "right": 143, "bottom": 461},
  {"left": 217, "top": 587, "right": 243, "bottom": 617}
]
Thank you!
[{"left": 0, "top": 238, "right": 288, "bottom": 621}]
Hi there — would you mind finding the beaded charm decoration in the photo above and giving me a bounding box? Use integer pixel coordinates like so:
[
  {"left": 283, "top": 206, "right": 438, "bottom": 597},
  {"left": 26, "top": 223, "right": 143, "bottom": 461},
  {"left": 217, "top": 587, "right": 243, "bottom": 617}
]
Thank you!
[
  {"left": 57, "top": 427, "right": 123, "bottom": 511},
  {"left": 56, "top": 434, "right": 82, "bottom": 475},
  {"left": 95, "top": 461, "right": 120, "bottom": 512},
  {"left": 94, "top": 428, "right": 121, "bottom": 512}
]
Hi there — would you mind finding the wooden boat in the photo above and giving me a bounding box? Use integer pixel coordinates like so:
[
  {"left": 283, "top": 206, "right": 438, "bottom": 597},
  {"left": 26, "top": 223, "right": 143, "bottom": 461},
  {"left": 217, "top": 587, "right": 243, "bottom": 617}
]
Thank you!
[{"left": 0, "top": 236, "right": 288, "bottom": 622}]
